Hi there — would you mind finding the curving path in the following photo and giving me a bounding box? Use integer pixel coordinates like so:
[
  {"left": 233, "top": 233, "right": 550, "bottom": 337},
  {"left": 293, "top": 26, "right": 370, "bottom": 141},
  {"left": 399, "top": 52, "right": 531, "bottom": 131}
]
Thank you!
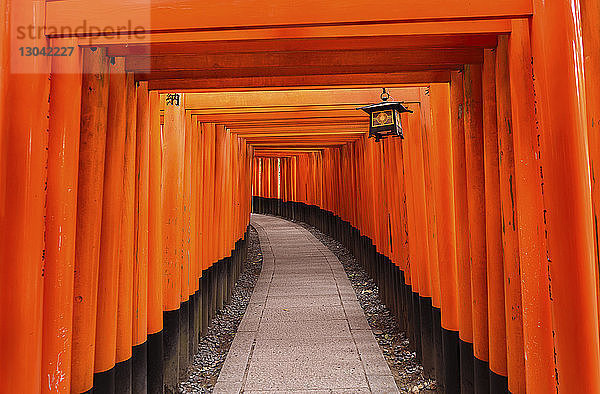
[{"left": 214, "top": 214, "right": 399, "bottom": 393}]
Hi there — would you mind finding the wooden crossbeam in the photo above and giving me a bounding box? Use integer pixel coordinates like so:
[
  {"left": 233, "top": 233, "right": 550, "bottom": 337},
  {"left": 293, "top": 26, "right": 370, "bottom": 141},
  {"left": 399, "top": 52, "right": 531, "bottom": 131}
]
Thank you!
[
  {"left": 127, "top": 48, "right": 482, "bottom": 76},
  {"left": 46, "top": 0, "right": 528, "bottom": 39},
  {"left": 148, "top": 71, "right": 450, "bottom": 92}
]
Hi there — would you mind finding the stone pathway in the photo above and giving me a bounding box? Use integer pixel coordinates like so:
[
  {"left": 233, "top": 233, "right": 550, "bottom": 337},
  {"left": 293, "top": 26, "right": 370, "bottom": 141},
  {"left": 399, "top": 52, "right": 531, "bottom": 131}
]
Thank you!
[{"left": 213, "top": 214, "right": 399, "bottom": 393}]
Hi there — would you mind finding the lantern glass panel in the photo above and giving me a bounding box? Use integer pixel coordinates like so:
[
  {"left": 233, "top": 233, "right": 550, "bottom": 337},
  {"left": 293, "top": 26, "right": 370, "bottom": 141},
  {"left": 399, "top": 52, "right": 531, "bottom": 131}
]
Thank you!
[{"left": 371, "top": 109, "right": 394, "bottom": 127}]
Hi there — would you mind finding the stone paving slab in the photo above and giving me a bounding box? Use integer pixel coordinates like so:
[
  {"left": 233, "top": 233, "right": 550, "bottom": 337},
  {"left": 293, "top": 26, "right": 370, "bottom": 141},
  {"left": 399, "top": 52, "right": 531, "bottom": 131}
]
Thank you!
[
  {"left": 264, "top": 295, "right": 342, "bottom": 309},
  {"left": 214, "top": 214, "right": 398, "bottom": 393},
  {"left": 243, "top": 360, "right": 368, "bottom": 391},
  {"left": 250, "top": 338, "right": 360, "bottom": 362},
  {"left": 261, "top": 305, "right": 346, "bottom": 321}
]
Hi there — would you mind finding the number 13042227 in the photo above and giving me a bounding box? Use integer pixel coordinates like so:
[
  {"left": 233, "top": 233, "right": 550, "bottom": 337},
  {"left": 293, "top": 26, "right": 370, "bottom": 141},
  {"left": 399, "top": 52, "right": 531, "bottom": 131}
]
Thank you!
[{"left": 19, "top": 47, "right": 75, "bottom": 56}]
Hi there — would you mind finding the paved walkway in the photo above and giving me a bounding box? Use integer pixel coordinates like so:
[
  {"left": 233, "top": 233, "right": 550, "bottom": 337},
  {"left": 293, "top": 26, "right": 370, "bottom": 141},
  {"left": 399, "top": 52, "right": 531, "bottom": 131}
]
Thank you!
[{"left": 214, "top": 214, "right": 399, "bottom": 393}]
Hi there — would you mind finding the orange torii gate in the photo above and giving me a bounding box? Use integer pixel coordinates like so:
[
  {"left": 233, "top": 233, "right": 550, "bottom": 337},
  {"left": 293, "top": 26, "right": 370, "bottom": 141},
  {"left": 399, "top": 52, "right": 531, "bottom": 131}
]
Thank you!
[{"left": 1, "top": 0, "right": 600, "bottom": 393}]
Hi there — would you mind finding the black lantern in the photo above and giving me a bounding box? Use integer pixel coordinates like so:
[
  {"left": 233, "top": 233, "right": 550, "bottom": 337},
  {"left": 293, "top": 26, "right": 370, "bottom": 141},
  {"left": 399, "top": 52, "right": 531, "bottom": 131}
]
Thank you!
[{"left": 357, "top": 88, "right": 413, "bottom": 142}]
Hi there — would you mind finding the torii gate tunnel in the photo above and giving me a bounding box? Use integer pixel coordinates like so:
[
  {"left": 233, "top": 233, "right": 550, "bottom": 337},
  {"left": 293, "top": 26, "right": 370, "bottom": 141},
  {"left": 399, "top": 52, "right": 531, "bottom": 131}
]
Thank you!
[{"left": 1, "top": 0, "right": 600, "bottom": 393}]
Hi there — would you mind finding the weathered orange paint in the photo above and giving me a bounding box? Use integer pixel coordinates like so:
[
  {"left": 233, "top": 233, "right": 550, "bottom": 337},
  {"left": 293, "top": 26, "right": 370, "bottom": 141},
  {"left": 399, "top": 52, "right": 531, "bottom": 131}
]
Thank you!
[
  {"left": 133, "top": 81, "right": 150, "bottom": 346},
  {"left": 391, "top": 138, "right": 410, "bottom": 276},
  {"left": 182, "top": 111, "right": 192, "bottom": 301},
  {"left": 495, "top": 35, "right": 526, "bottom": 393},
  {"left": 0, "top": 0, "right": 8, "bottom": 220},
  {"left": 401, "top": 116, "right": 420, "bottom": 295},
  {"left": 509, "top": 19, "right": 556, "bottom": 393},
  {"left": 214, "top": 125, "right": 227, "bottom": 261},
  {"left": 200, "top": 122, "right": 207, "bottom": 276},
  {"left": 162, "top": 93, "right": 185, "bottom": 311},
  {"left": 450, "top": 70, "right": 473, "bottom": 344},
  {"left": 95, "top": 57, "right": 128, "bottom": 374},
  {"left": 429, "top": 83, "right": 459, "bottom": 331},
  {"left": 531, "top": 2, "right": 600, "bottom": 390},
  {"left": 463, "top": 64, "right": 489, "bottom": 363},
  {"left": 148, "top": 90, "right": 164, "bottom": 334},
  {"left": 71, "top": 48, "right": 110, "bottom": 394},
  {"left": 41, "top": 38, "right": 82, "bottom": 394},
  {"left": 203, "top": 123, "right": 216, "bottom": 269},
  {"left": 482, "top": 49, "right": 508, "bottom": 377},
  {"left": 408, "top": 107, "right": 432, "bottom": 299},
  {"left": 420, "top": 89, "right": 442, "bottom": 307},
  {"left": 581, "top": 0, "right": 600, "bottom": 336},
  {"left": 116, "top": 73, "right": 137, "bottom": 364},
  {"left": 0, "top": 2, "right": 50, "bottom": 392},
  {"left": 190, "top": 117, "right": 199, "bottom": 290},
  {"left": 225, "top": 130, "right": 235, "bottom": 255}
]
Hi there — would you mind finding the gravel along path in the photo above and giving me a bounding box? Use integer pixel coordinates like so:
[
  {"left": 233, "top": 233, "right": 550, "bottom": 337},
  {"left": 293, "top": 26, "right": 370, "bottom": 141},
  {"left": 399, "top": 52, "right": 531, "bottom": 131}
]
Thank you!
[
  {"left": 179, "top": 226, "right": 263, "bottom": 394},
  {"left": 297, "top": 221, "right": 437, "bottom": 393}
]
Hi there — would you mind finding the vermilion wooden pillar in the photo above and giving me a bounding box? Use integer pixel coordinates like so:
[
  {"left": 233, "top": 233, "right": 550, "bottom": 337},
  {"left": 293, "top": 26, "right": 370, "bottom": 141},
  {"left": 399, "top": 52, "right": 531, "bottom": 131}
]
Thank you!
[
  {"left": 202, "top": 123, "right": 216, "bottom": 269},
  {"left": 214, "top": 125, "right": 227, "bottom": 263},
  {"left": 179, "top": 109, "right": 192, "bottom": 377},
  {"left": 268, "top": 155, "right": 272, "bottom": 202},
  {"left": 213, "top": 123, "right": 222, "bottom": 262},
  {"left": 429, "top": 83, "right": 460, "bottom": 393},
  {"left": 41, "top": 38, "right": 82, "bottom": 394},
  {"left": 190, "top": 117, "right": 198, "bottom": 295},
  {"left": 161, "top": 93, "right": 185, "bottom": 392},
  {"left": 311, "top": 153, "right": 318, "bottom": 208},
  {"left": 114, "top": 72, "right": 138, "bottom": 392},
  {"left": 0, "top": 1, "right": 50, "bottom": 391},
  {"left": 189, "top": 119, "right": 199, "bottom": 296},
  {"left": 182, "top": 111, "right": 192, "bottom": 304},
  {"left": 401, "top": 114, "right": 421, "bottom": 357},
  {"left": 193, "top": 118, "right": 203, "bottom": 292},
  {"left": 420, "top": 88, "right": 442, "bottom": 383},
  {"left": 264, "top": 157, "right": 271, "bottom": 202},
  {"left": 162, "top": 92, "right": 185, "bottom": 307},
  {"left": 371, "top": 144, "right": 383, "bottom": 253},
  {"left": 377, "top": 144, "right": 390, "bottom": 257},
  {"left": 531, "top": 2, "right": 600, "bottom": 391},
  {"left": 482, "top": 48, "right": 508, "bottom": 391},
  {"left": 198, "top": 122, "right": 207, "bottom": 273},
  {"left": 195, "top": 124, "right": 203, "bottom": 273},
  {"left": 252, "top": 157, "right": 259, "bottom": 199},
  {"left": 581, "top": 0, "right": 600, "bottom": 337},
  {"left": 508, "top": 19, "right": 556, "bottom": 394},
  {"left": 495, "top": 35, "right": 526, "bottom": 394},
  {"left": 198, "top": 123, "right": 208, "bottom": 268},
  {"left": 291, "top": 156, "right": 298, "bottom": 203},
  {"left": 420, "top": 90, "right": 442, "bottom": 312},
  {"left": 259, "top": 157, "right": 265, "bottom": 200},
  {"left": 0, "top": 0, "right": 8, "bottom": 219},
  {"left": 386, "top": 138, "right": 404, "bottom": 324},
  {"left": 94, "top": 57, "right": 128, "bottom": 391},
  {"left": 273, "top": 156, "right": 280, "bottom": 204},
  {"left": 408, "top": 106, "right": 434, "bottom": 372},
  {"left": 147, "top": 90, "right": 164, "bottom": 394},
  {"left": 71, "top": 48, "right": 110, "bottom": 394},
  {"left": 450, "top": 70, "right": 474, "bottom": 392},
  {"left": 225, "top": 130, "right": 234, "bottom": 254},
  {"left": 133, "top": 81, "right": 150, "bottom": 393},
  {"left": 364, "top": 141, "right": 377, "bottom": 248},
  {"left": 390, "top": 138, "right": 410, "bottom": 276},
  {"left": 384, "top": 140, "right": 399, "bottom": 265},
  {"left": 463, "top": 63, "right": 490, "bottom": 391},
  {"left": 259, "top": 155, "right": 263, "bottom": 201}
]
